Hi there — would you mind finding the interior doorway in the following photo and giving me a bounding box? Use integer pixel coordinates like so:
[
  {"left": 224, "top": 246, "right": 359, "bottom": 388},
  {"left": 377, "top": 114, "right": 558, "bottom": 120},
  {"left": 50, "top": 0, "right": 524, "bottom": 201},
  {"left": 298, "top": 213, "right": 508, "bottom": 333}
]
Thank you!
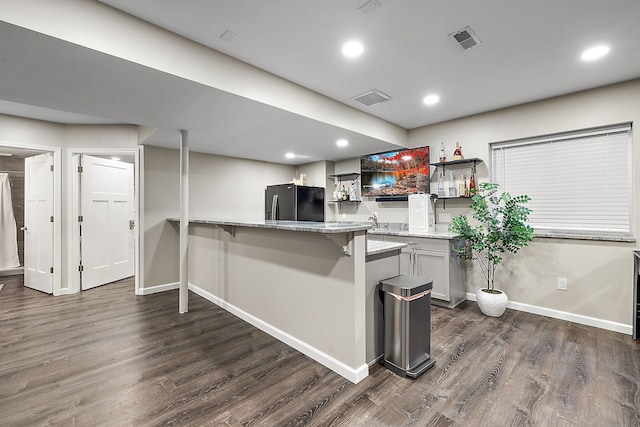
[
  {"left": 70, "top": 149, "right": 140, "bottom": 294},
  {"left": 79, "top": 154, "right": 135, "bottom": 290},
  {"left": 23, "top": 152, "right": 55, "bottom": 293},
  {"left": 0, "top": 142, "right": 61, "bottom": 294}
]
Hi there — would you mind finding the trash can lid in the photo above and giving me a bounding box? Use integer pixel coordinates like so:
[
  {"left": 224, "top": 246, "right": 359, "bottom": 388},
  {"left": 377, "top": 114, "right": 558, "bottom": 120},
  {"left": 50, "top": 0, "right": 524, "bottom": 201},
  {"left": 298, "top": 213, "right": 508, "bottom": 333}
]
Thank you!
[{"left": 380, "top": 275, "right": 433, "bottom": 297}]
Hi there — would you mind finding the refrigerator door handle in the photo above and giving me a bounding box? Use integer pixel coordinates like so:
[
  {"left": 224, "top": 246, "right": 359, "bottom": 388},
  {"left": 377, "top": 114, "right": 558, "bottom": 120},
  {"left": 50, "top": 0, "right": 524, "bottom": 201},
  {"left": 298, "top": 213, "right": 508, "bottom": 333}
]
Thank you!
[{"left": 271, "top": 194, "right": 278, "bottom": 220}]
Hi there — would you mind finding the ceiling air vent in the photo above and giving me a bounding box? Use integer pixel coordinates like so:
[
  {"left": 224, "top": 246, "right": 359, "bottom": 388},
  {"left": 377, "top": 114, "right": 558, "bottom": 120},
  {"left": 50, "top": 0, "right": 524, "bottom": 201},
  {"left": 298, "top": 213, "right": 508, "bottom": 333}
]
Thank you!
[
  {"left": 358, "top": 0, "right": 382, "bottom": 15},
  {"left": 352, "top": 89, "right": 392, "bottom": 107},
  {"left": 450, "top": 26, "right": 481, "bottom": 50}
]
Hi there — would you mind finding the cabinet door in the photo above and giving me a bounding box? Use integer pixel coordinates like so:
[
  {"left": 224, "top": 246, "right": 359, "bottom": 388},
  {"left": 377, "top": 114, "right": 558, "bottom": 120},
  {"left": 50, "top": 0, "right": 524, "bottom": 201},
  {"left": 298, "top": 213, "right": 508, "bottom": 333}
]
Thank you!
[
  {"left": 414, "top": 249, "right": 450, "bottom": 301},
  {"left": 399, "top": 248, "right": 413, "bottom": 276}
]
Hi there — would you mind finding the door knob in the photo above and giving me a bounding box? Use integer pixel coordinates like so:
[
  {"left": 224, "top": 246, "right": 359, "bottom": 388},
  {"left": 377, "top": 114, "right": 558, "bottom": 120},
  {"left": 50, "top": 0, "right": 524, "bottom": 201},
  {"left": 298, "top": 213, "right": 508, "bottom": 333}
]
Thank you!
[{"left": 129, "top": 220, "right": 135, "bottom": 230}]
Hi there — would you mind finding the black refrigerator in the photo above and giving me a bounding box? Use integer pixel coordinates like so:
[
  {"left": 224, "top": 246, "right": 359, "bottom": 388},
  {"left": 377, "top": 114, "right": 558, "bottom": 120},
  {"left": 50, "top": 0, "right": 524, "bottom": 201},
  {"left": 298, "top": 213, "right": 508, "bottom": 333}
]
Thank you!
[{"left": 265, "top": 184, "right": 325, "bottom": 222}]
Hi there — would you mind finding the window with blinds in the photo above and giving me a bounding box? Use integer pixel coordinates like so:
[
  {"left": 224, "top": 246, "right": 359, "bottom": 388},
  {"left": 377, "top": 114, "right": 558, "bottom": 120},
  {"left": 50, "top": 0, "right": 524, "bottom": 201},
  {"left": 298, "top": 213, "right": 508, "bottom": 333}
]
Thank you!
[{"left": 491, "top": 123, "right": 633, "bottom": 240}]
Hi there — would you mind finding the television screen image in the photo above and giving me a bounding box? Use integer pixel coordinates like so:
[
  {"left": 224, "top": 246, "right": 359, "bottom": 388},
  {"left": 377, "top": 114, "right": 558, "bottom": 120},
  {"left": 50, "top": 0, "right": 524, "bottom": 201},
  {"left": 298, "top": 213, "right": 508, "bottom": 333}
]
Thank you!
[{"left": 360, "top": 146, "right": 430, "bottom": 197}]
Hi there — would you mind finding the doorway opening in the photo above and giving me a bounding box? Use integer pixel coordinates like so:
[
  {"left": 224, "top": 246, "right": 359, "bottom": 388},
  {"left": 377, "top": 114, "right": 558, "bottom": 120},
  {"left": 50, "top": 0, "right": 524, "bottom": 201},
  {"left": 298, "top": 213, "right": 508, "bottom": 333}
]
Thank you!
[
  {"left": 0, "top": 141, "right": 61, "bottom": 294},
  {"left": 69, "top": 149, "right": 141, "bottom": 295}
]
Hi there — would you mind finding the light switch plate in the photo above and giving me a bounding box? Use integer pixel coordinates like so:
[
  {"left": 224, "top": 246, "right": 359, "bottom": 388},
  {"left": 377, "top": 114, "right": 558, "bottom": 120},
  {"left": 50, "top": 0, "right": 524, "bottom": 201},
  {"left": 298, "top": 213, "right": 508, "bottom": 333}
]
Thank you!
[{"left": 558, "top": 277, "right": 568, "bottom": 290}]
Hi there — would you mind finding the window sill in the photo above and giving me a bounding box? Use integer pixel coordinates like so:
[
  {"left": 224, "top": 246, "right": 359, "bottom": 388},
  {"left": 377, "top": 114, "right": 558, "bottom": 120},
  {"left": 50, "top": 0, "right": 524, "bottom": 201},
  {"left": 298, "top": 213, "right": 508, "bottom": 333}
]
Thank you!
[{"left": 534, "top": 233, "right": 635, "bottom": 243}]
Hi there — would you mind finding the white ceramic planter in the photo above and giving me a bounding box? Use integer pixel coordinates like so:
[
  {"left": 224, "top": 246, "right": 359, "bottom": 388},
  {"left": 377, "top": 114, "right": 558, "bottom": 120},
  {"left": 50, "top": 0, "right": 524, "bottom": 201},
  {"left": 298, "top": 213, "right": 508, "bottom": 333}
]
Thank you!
[{"left": 476, "top": 288, "right": 508, "bottom": 317}]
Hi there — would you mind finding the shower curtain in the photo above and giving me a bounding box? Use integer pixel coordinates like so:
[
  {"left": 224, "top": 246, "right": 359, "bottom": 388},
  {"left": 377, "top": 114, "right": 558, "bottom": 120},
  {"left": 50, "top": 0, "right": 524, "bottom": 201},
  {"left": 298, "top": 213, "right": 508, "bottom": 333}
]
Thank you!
[{"left": 0, "top": 173, "right": 20, "bottom": 269}]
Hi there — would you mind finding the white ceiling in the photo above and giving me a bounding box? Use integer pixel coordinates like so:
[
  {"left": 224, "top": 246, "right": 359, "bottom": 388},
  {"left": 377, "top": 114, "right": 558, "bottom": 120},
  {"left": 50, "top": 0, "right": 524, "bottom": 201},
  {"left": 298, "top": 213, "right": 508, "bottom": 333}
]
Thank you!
[{"left": 1, "top": 0, "right": 639, "bottom": 163}]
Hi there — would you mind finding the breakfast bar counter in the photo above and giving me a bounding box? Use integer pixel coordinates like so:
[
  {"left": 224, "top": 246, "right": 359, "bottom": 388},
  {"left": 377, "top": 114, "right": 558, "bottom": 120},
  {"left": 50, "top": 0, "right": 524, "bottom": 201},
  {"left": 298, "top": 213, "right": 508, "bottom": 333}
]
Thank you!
[
  {"left": 169, "top": 218, "right": 402, "bottom": 383},
  {"left": 179, "top": 218, "right": 372, "bottom": 234}
]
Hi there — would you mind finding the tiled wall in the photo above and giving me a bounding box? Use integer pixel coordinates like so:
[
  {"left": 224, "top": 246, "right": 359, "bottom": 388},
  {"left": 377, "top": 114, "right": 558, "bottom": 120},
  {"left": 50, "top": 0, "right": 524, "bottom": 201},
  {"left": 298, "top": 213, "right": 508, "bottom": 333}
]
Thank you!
[{"left": 0, "top": 156, "right": 24, "bottom": 267}]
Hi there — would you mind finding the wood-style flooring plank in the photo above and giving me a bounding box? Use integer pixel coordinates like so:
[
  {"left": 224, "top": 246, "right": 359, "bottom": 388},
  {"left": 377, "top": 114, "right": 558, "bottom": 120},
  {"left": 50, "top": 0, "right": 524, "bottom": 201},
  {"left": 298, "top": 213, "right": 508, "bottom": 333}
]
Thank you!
[{"left": 1, "top": 275, "right": 640, "bottom": 426}]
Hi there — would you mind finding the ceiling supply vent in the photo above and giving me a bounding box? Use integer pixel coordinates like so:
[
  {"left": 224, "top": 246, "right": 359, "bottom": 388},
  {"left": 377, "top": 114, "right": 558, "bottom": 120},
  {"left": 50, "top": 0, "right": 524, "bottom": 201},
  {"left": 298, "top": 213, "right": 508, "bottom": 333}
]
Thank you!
[
  {"left": 220, "top": 30, "right": 238, "bottom": 42},
  {"left": 450, "top": 26, "right": 481, "bottom": 50},
  {"left": 358, "top": 0, "right": 382, "bottom": 15},
  {"left": 352, "top": 89, "right": 392, "bottom": 107}
]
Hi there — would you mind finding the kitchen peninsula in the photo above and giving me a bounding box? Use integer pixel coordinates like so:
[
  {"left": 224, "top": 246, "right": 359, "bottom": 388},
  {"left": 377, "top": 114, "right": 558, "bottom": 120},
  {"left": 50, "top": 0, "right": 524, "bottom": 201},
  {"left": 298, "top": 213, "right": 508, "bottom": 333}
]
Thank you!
[{"left": 170, "top": 218, "right": 406, "bottom": 384}]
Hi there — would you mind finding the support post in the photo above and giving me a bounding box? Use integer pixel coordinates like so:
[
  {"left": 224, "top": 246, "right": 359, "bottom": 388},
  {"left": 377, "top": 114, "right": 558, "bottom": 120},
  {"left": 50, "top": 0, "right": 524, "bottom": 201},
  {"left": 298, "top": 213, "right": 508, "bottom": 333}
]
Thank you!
[{"left": 179, "top": 130, "right": 189, "bottom": 313}]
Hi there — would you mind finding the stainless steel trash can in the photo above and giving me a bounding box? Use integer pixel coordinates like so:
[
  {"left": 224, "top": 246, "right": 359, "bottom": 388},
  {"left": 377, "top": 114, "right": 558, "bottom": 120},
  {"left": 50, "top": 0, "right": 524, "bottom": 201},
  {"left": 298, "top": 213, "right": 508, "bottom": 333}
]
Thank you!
[{"left": 380, "top": 275, "right": 436, "bottom": 378}]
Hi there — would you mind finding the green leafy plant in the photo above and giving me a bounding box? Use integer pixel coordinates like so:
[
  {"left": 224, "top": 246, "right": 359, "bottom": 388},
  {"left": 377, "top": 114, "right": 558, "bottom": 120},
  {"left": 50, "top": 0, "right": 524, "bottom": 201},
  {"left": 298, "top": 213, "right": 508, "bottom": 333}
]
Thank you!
[{"left": 450, "top": 182, "right": 534, "bottom": 293}]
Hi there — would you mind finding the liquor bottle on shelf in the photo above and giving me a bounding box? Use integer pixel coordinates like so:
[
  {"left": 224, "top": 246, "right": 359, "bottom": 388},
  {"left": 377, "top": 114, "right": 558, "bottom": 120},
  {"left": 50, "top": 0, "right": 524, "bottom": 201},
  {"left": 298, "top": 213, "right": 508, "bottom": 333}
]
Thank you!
[
  {"left": 469, "top": 173, "right": 477, "bottom": 195},
  {"left": 437, "top": 171, "right": 446, "bottom": 197},
  {"left": 439, "top": 142, "right": 446, "bottom": 162},
  {"left": 448, "top": 171, "right": 456, "bottom": 197},
  {"left": 341, "top": 185, "right": 348, "bottom": 201},
  {"left": 349, "top": 180, "right": 357, "bottom": 201},
  {"left": 459, "top": 174, "right": 468, "bottom": 197},
  {"left": 453, "top": 142, "right": 463, "bottom": 160}
]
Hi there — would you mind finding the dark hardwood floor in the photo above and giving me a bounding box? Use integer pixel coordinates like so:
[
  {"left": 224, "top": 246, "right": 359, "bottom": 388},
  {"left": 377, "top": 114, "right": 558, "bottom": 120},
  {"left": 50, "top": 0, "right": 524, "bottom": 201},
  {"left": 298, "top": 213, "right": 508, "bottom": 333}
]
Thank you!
[{"left": 1, "top": 275, "right": 639, "bottom": 426}]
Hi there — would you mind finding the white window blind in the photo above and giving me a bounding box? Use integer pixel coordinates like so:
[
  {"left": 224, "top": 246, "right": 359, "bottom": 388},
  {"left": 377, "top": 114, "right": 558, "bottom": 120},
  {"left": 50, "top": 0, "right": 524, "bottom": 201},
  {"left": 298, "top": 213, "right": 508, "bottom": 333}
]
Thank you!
[{"left": 491, "top": 123, "right": 633, "bottom": 239}]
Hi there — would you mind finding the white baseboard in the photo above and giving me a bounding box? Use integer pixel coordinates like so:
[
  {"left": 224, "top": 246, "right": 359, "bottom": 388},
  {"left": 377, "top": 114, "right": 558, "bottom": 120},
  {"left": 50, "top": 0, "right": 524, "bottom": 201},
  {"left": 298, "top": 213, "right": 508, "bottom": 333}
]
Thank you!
[
  {"left": 465, "top": 292, "right": 632, "bottom": 335},
  {"left": 139, "top": 282, "right": 179, "bottom": 295},
  {"left": 189, "top": 283, "right": 369, "bottom": 384}
]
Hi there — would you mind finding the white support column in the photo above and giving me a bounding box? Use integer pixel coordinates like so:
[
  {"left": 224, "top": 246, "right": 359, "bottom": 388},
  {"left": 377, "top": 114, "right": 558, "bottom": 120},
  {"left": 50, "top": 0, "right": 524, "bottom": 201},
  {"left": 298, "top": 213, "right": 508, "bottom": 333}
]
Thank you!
[{"left": 179, "top": 130, "right": 189, "bottom": 313}]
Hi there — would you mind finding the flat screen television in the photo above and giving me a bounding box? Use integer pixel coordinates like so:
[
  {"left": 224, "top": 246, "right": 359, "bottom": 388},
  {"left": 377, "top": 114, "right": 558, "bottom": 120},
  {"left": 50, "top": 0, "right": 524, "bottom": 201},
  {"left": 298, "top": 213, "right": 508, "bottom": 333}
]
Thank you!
[{"left": 360, "top": 146, "right": 430, "bottom": 198}]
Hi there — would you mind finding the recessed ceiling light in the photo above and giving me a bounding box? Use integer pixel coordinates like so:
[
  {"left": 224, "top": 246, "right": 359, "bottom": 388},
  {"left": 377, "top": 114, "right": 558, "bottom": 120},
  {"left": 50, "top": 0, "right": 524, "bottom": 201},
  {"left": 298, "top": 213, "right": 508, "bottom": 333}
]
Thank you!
[
  {"left": 111, "top": 156, "right": 121, "bottom": 161},
  {"left": 581, "top": 45, "right": 610, "bottom": 61},
  {"left": 285, "top": 152, "right": 295, "bottom": 159},
  {"left": 423, "top": 94, "right": 440, "bottom": 105},
  {"left": 342, "top": 40, "right": 364, "bottom": 58},
  {"left": 336, "top": 139, "right": 349, "bottom": 147}
]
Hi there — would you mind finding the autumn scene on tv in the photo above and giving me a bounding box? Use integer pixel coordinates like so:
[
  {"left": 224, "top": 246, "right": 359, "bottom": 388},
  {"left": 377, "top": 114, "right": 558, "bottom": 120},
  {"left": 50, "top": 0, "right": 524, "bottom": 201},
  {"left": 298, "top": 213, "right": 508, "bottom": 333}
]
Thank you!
[{"left": 360, "top": 146, "right": 430, "bottom": 197}]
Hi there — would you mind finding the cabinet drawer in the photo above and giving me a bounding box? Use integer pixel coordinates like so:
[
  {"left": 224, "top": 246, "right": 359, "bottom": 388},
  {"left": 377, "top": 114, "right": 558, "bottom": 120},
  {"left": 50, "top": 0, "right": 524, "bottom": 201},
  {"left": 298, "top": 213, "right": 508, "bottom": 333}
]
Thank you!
[{"left": 384, "top": 235, "right": 451, "bottom": 252}]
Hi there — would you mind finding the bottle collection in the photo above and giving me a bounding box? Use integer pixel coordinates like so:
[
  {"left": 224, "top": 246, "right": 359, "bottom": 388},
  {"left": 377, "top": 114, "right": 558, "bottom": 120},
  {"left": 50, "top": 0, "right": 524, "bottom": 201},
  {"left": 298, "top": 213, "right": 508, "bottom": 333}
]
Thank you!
[
  {"left": 438, "top": 172, "right": 475, "bottom": 198},
  {"left": 439, "top": 141, "right": 464, "bottom": 162},
  {"left": 436, "top": 141, "right": 477, "bottom": 197},
  {"left": 333, "top": 181, "right": 358, "bottom": 201}
]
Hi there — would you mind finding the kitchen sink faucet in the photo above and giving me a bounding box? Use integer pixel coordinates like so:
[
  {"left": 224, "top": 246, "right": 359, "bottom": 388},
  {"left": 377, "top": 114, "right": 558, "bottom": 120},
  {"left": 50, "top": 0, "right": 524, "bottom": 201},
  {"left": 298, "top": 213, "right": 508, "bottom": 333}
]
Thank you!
[{"left": 368, "top": 212, "right": 378, "bottom": 229}]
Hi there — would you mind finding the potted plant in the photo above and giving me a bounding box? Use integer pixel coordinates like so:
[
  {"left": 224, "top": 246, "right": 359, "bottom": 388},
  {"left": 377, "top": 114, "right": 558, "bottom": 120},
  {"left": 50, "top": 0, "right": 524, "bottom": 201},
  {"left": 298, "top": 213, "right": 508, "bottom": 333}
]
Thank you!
[{"left": 450, "top": 182, "right": 534, "bottom": 317}]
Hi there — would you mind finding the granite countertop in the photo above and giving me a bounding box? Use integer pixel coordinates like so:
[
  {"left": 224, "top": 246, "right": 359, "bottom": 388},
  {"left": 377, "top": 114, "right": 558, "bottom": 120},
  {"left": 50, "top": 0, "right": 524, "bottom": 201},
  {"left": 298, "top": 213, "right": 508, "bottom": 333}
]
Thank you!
[{"left": 167, "top": 218, "right": 372, "bottom": 234}]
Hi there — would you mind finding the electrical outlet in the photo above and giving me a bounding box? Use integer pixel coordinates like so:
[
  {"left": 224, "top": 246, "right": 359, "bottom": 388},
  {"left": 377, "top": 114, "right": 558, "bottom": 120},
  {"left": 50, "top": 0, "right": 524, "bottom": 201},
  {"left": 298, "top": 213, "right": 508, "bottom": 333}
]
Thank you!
[
  {"left": 439, "top": 213, "right": 452, "bottom": 223},
  {"left": 557, "top": 277, "right": 568, "bottom": 291}
]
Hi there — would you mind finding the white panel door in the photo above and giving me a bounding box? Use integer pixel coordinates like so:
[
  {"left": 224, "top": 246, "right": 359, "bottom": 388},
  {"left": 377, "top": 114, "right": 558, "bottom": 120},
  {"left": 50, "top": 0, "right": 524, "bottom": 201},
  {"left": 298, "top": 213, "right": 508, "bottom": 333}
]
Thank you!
[
  {"left": 24, "top": 153, "right": 54, "bottom": 294},
  {"left": 81, "top": 155, "right": 134, "bottom": 290}
]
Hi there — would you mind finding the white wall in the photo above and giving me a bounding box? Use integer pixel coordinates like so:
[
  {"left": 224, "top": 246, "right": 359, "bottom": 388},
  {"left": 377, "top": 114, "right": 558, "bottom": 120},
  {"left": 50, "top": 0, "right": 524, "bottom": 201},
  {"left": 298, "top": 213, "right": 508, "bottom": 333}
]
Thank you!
[
  {"left": 188, "top": 151, "right": 294, "bottom": 220},
  {"left": 141, "top": 145, "right": 180, "bottom": 288},
  {"left": 330, "top": 79, "right": 639, "bottom": 329},
  {"left": 141, "top": 147, "right": 296, "bottom": 289},
  {"left": 0, "top": 114, "right": 140, "bottom": 292},
  {"left": 408, "top": 79, "right": 640, "bottom": 328}
]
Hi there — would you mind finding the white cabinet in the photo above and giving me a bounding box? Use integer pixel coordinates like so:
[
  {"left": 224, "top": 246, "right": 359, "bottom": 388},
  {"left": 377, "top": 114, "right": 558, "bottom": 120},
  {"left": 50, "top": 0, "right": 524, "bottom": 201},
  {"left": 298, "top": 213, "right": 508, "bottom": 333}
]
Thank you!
[{"left": 381, "top": 235, "right": 465, "bottom": 308}]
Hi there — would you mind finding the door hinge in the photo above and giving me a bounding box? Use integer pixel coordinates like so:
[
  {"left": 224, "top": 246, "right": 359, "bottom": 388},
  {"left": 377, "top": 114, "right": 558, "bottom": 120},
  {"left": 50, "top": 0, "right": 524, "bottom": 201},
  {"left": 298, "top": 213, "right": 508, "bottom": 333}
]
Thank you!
[
  {"left": 50, "top": 164, "right": 54, "bottom": 172},
  {"left": 79, "top": 265, "right": 84, "bottom": 272},
  {"left": 50, "top": 267, "right": 53, "bottom": 274},
  {"left": 78, "top": 215, "right": 83, "bottom": 222},
  {"left": 78, "top": 166, "right": 83, "bottom": 173},
  {"left": 50, "top": 216, "right": 54, "bottom": 223}
]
